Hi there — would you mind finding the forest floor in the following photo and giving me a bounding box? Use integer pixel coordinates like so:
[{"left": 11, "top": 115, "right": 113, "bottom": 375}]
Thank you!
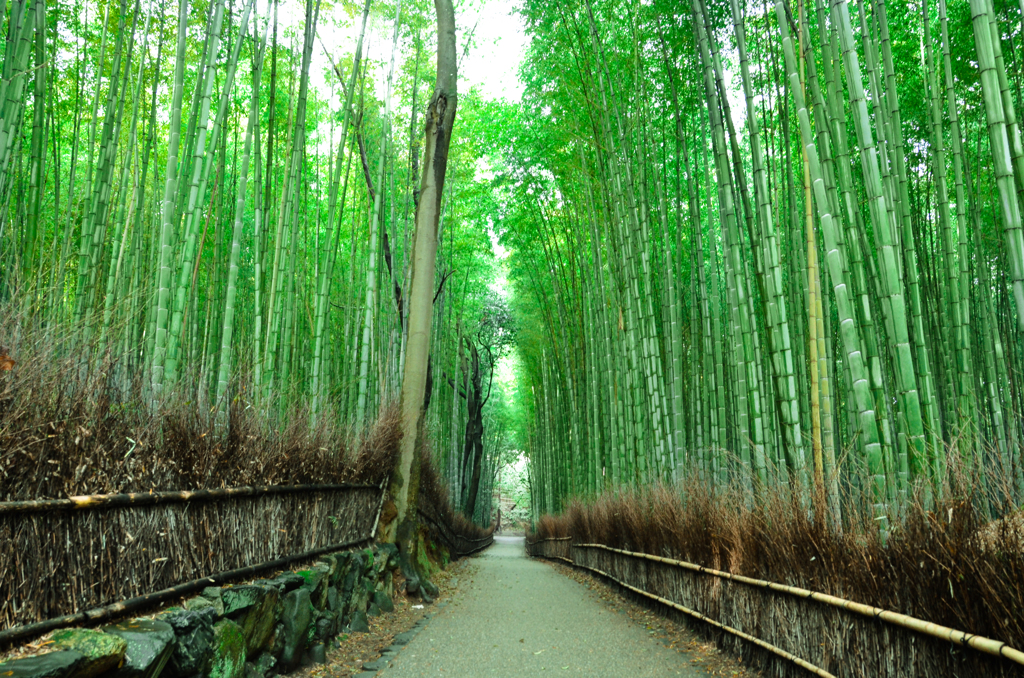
[{"left": 340, "top": 535, "right": 761, "bottom": 677}]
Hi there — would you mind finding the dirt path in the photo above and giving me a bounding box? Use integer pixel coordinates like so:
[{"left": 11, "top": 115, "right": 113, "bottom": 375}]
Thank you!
[{"left": 375, "top": 535, "right": 705, "bottom": 677}]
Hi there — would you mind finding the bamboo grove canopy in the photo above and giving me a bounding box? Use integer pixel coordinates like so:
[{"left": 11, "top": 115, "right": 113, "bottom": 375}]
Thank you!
[
  {"left": 2, "top": 0, "right": 1024, "bottom": 528},
  {"left": 0, "top": 0, "right": 514, "bottom": 526},
  {"left": 496, "top": 0, "right": 1024, "bottom": 525}
]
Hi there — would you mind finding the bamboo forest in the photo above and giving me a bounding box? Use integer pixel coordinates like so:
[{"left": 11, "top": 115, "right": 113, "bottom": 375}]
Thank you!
[{"left": 2, "top": 0, "right": 1024, "bottom": 672}]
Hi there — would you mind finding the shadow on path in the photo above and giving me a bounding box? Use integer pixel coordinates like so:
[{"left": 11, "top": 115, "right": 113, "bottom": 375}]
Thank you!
[{"left": 376, "top": 535, "right": 701, "bottom": 676}]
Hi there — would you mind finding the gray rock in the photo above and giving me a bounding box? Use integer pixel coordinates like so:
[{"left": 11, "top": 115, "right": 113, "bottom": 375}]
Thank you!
[
  {"left": 230, "top": 586, "right": 279, "bottom": 657},
  {"left": 252, "top": 652, "right": 276, "bottom": 678},
  {"left": 361, "top": 658, "right": 387, "bottom": 671},
  {"left": 306, "top": 644, "right": 327, "bottom": 666},
  {"left": 315, "top": 556, "right": 337, "bottom": 580},
  {"left": 183, "top": 595, "right": 223, "bottom": 618},
  {"left": 242, "top": 662, "right": 260, "bottom": 678},
  {"left": 342, "top": 554, "right": 364, "bottom": 595},
  {"left": 330, "top": 553, "right": 351, "bottom": 587},
  {"left": 157, "top": 607, "right": 215, "bottom": 678},
  {"left": 250, "top": 579, "right": 279, "bottom": 591},
  {"left": 271, "top": 573, "right": 305, "bottom": 592},
  {"left": 0, "top": 652, "right": 85, "bottom": 678},
  {"left": 221, "top": 586, "right": 265, "bottom": 616},
  {"left": 207, "top": 620, "right": 246, "bottom": 678},
  {"left": 372, "top": 591, "right": 394, "bottom": 614},
  {"left": 314, "top": 614, "right": 336, "bottom": 641},
  {"left": 376, "top": 543, "right": 398, "bottom": 570},
  {"left": 366, "top": 603, "right": 380, "bottom": 618},
  {"left": 202, "top": 587, "right": 224, "bottom": 602},
  {"left": 391, "top": 631, "right": 415, "bottom": 646},
  {"left": 277, "top": 588, "right": 313, "bottom": 671},
  {"left": 297, "top": 567, "right": 329, "bottom": 610},
  {"left": 265, "top": 623, "right": 285, "bottom": 660},
  {"left": 326, "top": 587, "right": 341, "bottom": 613},
  {"left": 49, "top": 628, "right": 126, "bottom": 678},
  {"left": 103, "top": 619, "right": 177, "bottom": 678},
  {"left": 347, "top": 584, "right": 369, "bottom": 618},
  {"left": 348, "top": 610, "right": 369, "bottom": 634}
]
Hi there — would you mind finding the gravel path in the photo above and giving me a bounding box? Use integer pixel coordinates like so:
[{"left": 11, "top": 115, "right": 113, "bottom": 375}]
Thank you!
[{"left": 375, "top": 535, "right": 702, "bottom": 677}]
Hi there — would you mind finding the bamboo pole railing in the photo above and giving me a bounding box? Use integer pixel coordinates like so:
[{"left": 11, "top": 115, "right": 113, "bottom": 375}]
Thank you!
[
  {"left": 417, "top": 508, "right": 494, "bottom": 557},
  {"left": 527, "top": 537, "right": 1024, "bottom": 670},
  {"left": 524, "top": 536, "right": 572, "bottom": 545},
  {"left": 1, "top": 482, "right": 388, "bottom": 648},
  {"left": 556, "top": 554, "right": 837, "bottom": 678},
  {"left": 0, "top": 534, "right": 375, "bottom": 649},
  {"left": 0, "top": 483, "right": 378, "bottom": 515}
]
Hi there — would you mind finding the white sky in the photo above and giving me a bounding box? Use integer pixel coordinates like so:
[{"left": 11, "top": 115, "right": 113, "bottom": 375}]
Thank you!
[
  {"left": 457, "top": 0, "right": 527, "bottom": 102},
  {"left": 267, "top": 0, "right": 526, "bottom": 107}
]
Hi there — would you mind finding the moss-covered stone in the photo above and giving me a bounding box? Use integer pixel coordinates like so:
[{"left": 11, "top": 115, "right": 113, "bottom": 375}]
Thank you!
[
  {"left": 207, "top": 621, "right": 245, "bottom": 678},
  {"left": 184, "top": 595, "right": 223, "bottom": 617},
  {"left": 298, "top": 564, "right": 330, "bottom": 610},
  {"left": 0, "top": 651, "right": 85, "bottom": 678},
  {"left": 271, "top": 573, "right": 304, "bottom": 592},
  {"left": 277, "top": 588, "right": 312, "bottom": 672},
  {"left": 220, "top": 586, "right": 263, "bottom": 616},
  {"left": 373, "top": 591, "right": 395, "bottom": 614},
  {"left": 347, "top": 610, "right": 369, "bottom": 634},
  {"left": 102, "top": 619, "right": 176, "bottom": 678},
  {"left": 49, "top": 629, "right": 126, "bottom": 678},
  {"left": 341, "top": 554, "right": 363, "bottom": 596},
  {"left": 156, "top": 608, "right": 215, "bottom": 678},
  {"left": 315, "top": 556, "right": 337, "bottom": 581},
  {"left": 231, "top": 586, "right": 279, "bottom": 657},
  {"left": 330, "top": 553, "right": 351, "bottom": 587},
  {"left": 361, "top": 549, "right": 375, "bottom": 576}
]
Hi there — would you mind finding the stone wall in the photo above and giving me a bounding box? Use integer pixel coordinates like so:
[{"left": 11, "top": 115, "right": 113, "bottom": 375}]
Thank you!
[{"left": 0, "top": 543, "right": 400, "bottom": 678}]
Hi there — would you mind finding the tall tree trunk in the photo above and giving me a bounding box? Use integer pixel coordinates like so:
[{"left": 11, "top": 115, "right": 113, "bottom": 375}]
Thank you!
[{"left": 384, "top": 0, "right": 457, "bottom": 598}]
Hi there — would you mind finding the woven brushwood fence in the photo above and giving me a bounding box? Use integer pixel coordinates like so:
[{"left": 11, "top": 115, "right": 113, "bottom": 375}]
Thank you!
[
  {"left": 0, "top": 484, "right": 382, "bottom": 633},
  {"left": 418, "top": 508, "right": 494, "bottom": 557},
  {"left": 526, "top": 538, "right": 1024, "bottom": 678}
]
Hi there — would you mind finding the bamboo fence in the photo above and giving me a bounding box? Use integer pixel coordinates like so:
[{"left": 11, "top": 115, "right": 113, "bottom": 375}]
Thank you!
[
  {"left": 417, "top": 508, "right": 494, "bottom": 557},
  {"left": 527, "top": 537, "right": 1024, "bottom": 677},
  {"left": 0, "top": 484, "right": 382, "bottom": 632}
]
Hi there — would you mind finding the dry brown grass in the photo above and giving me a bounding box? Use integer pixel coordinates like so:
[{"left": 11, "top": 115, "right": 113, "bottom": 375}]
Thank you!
[{"left": 0, "top": 306, "right": 399, "bottom": 500}]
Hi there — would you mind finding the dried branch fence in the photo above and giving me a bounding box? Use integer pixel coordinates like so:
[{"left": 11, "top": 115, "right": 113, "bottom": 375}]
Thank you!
[
  {"left": 418, "top": 508, "right": 493, "bottom": 557},
  {"left": 526, "top": 537, "right": 1024, "bottom": 678},
  {"left": 0, "top": 483, "right": 383, "bottom": 642}
]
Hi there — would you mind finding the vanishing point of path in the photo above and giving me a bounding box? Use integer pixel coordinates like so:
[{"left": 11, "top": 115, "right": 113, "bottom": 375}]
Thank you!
[{"left": 377, "top": 536, "right": 703, "bottom": 676}]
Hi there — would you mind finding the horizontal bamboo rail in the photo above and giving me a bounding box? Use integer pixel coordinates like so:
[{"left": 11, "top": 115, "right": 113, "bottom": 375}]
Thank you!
[
  {"left": 417, "top": 509, "right": 494, "bottom": 557},
  {"left": 524, "top": 536, "right": 572, "bottom": 545},
  {"left": 574, "top": 542, "right": 1024, "bottom": 667},
  {"left": 0, "top": 483, "right": 378, "bottom": 515},
  {"left": 557, "top": 555, "right": 836, "bottom": 678},
  {"left": 1, "top": 481, "right": 387, "bottom": 648},
  {"left": 0, "top": 534, "right": 374, "bottom": 649}
]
